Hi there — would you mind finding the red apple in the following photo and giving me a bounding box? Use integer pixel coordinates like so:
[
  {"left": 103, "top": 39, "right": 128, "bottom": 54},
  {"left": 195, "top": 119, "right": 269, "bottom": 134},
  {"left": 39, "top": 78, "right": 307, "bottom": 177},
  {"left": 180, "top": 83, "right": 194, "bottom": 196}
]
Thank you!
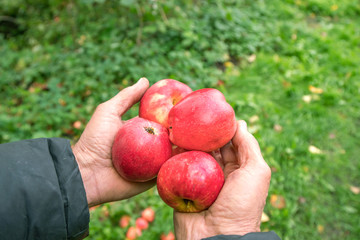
[
  {"left": 135, "top": 217, "right": 149, "bottom": 230},
  {"left": 168, "top": 88, "right": 237, "bottom": 152},
  {"left": 141, "top": 207, "right": 155, "bottom": 222},
  {"left": 157, "top": 151, "right": 224, "bottom": 213},
  {"left": 126, "top": 226, "right": 141, "bottom": 240},
  {"left": 160, "top": 231, "right": 175, "bottom": 240},
  {"left": 112, "top": 117, "right": 172, "bottom": 182},
  {"left": 119, "top": 215, "right": 131, "bottom": 228},
  {"left": 139, "top": 79, "right": 192, "bottom": 128}
]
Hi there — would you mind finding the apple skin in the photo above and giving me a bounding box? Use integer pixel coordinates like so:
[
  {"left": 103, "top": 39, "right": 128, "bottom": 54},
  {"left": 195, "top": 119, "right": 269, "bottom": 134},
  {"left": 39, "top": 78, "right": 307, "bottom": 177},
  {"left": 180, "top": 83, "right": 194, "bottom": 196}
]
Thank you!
[
  {"left": 168, "top": 88, "right": 237, "bottom": 152},
  {"left": 135, "top": 217, "right": 149, "bottom": 230},
  {"left": 139, "top": 79, "right": 193, "bottom": 128},
  {"left": 119, "top": 215, "right": 131, "bottom": 228},
  {"left": 141, "top": 207, "right": 155, "bottom": 222},
  {"left": 112, "top": 117, "right": 172, "bottom": 182},
  {"left": 160, "top": 232, "right": 175, "bottom": 240},
  {"left": 157, "top": 151, "right": 224, "bottom": 213},
  {"left": 126, "top": 226, "right": 141, "bottom": 240}
]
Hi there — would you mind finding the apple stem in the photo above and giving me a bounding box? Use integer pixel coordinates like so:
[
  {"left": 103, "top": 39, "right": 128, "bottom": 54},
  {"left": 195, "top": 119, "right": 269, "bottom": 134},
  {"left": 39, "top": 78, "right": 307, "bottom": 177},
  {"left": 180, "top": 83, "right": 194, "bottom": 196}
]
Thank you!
[
  {"left": 144, "top": 127, "right": 156, "bottom": 135},
  {"left": 183, "top": 199, "right": 193, "bottom": 207}
]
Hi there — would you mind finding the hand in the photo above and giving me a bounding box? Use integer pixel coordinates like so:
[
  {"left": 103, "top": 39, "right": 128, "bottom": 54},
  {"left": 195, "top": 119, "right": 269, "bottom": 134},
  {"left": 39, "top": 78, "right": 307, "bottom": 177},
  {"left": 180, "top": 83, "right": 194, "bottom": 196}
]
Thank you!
[
  {"left": 72, "top": 78, "right": 156, "bottom": 207},
  {"left": 174, "top": 121, "right": 271, "bottom": 239}
]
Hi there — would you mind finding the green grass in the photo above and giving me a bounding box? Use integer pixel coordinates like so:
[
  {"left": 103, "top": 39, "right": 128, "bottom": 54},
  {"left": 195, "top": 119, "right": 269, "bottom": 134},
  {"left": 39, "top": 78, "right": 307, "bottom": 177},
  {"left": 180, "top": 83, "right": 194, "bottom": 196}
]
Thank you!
[{"left": 1, "top": 0, "right": 360, "bottom": 239}]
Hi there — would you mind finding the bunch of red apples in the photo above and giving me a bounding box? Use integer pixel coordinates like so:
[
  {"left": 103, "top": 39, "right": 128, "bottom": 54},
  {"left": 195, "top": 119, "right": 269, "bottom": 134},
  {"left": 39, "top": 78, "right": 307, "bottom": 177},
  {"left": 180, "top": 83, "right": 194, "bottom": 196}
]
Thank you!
[{"left": 112, "top": 79, "right": 237, "bottom": 213}]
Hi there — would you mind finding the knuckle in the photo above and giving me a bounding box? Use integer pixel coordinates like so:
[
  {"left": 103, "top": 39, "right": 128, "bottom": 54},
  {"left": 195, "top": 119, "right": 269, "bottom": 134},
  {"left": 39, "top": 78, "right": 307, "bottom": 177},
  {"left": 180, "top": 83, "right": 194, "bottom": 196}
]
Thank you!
[
  {"left": 95, "top": 102, "right": 107, "bottom": 112},
  {"left": 96, "top": 102, "right": 104, "bottom": 110},
  {"left": 259, "top": 161, "right": 271, "bottom": 179}
]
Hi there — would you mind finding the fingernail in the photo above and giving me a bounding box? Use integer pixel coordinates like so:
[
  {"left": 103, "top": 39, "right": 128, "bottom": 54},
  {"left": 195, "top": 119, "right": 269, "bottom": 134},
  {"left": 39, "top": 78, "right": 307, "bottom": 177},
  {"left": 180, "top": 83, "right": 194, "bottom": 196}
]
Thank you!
[
  {"left": 239, "top": 120, "right": 247, "bottom": 131},
  {"left": 138, "top": 77, "right": 148, "bottom": 84}
]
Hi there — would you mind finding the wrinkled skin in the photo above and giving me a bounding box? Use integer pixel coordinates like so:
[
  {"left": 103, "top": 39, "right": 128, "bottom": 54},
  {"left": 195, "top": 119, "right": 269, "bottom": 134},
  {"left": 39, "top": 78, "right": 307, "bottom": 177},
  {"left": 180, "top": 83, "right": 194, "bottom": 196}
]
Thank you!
[
  {"left": 174, "top": 121, "right": 272, "bottom": 238},
  {"left": 72, "top": 78, "right": 156, "bottom": 207}
]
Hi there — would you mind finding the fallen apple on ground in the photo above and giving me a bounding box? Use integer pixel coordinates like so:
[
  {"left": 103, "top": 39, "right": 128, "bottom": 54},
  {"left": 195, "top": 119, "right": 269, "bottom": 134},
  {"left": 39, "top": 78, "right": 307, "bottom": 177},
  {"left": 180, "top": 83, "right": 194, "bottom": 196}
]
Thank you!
[
  {"left": 112, "top": 117, "right": 172, "bottom": 182},
  {"left": 141, "top": 207, "right": 155, "bottom": 222},
  {"left": 157, "top": 151, "right": 224, "bottom": 213},
  {"left": 168, "top": 88, "right": 237, "bottom": 152},
  {"left": 135, "top": 217, "right": 149, "bottom": 230},
  {"left": 119, "top": 215, "right": 131, "bottom": 228},
  {"left": 126, "top": 226, "right": 141, "bottom": 240},
  {"left": 160, "top": 231, "right": 175, "bottom": 240},
  {"left": 139, "top": 79, "right": 192, "bottom": 128}
]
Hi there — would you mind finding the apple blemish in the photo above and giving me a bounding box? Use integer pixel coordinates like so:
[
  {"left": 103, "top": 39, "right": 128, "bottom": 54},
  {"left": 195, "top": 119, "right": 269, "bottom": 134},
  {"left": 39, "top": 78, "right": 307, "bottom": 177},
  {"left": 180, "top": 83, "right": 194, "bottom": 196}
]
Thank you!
[{"left": 144, "top": 126, "right": 156, "bottom": 135}]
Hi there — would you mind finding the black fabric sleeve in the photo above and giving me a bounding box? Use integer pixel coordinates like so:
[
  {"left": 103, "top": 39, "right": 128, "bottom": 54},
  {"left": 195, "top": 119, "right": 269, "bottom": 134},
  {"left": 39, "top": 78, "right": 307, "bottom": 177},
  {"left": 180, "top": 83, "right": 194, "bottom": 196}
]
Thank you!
[
  {"left": 0, "top": 138, "right": 90, "bottom": 240},
  {"left": 202, "top": 231, "right": 281, "bottom": 240}
]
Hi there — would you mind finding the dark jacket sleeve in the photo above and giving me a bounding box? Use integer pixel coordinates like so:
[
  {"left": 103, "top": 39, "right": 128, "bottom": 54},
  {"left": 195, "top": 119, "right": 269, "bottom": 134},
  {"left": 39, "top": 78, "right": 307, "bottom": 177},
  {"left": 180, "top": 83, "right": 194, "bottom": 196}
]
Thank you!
[
  {"left": 202, "top": 231, "right": 281, "bottom": 240},
  {"left": 0, "top": 138, "right": 90, "bottom": 240}
]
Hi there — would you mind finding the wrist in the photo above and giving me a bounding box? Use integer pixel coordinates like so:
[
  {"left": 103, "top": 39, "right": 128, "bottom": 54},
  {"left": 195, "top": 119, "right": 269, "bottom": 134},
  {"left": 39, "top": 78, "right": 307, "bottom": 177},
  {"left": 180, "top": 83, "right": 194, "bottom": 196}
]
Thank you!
[
  {"left": 174, "top": 217, "right": 259, "bottom": 240},
  {"left": 72, "top": 143, "right": 99, "bottom": 207},
  {"left": 174, "top": 213, "right": 215, "bottom": 240},
  {"left": 210, "top": 219, "right": 260, "bottom": 237}
]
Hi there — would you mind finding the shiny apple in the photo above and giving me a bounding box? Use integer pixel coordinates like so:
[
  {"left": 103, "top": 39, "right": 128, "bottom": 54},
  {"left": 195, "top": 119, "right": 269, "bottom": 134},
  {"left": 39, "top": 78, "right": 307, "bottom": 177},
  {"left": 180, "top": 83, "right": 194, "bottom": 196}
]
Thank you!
[
  {"left": 139, "top": 79, "right": 192, "bottom": 128},
  {"left": 112, "top": 117, "right": 172, "bottom": 182},
  {"left": 168, "top": 88, "right": 237, "bottom": 152},
  {"left": 157, "top": 151, "right": 224, "bottom": 213}
]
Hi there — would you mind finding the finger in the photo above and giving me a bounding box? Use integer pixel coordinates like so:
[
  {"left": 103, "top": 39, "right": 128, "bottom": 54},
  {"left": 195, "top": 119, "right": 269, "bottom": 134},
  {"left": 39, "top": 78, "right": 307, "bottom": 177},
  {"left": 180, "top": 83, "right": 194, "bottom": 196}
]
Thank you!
[
  {"left": 232, "top": 120, "right": 264, "bottom": 167},
  {"left": 109, "top": 77, "right": 149, "bottom": 116},
  {"left": 220, "top": 142, "right": 236, "bottom": 165},
  {"left": 103, "top": 171, "right": 157, "bottom": 203},
  {"left": 122, "top": 178, "right": 157, "bottom": 199},
  {"left": 211, "top": 149, "right": 224, "bottom": 170},
  {"left": 121, "top": 116, "right": 139, "bottom": 125},
  {"left": 220, "top": 142, "right": 239, "bottom": 178}
]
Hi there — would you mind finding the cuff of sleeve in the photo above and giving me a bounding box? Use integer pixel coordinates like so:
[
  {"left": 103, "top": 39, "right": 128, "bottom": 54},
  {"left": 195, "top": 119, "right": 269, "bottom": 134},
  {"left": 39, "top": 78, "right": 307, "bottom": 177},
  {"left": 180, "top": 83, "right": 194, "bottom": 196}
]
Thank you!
[
  {"left": 49, "top": 138, "right": 90, "bottom": 240},
  {"left": 202, "top": 231, "right": 281, "bottom": 240}
]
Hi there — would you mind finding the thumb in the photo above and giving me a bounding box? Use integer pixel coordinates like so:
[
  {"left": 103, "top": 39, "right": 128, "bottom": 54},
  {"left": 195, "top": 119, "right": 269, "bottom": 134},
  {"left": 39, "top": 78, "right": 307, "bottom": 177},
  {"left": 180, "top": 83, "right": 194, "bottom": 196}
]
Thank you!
[
  {"left": 232, "top": 120, "right": 264, "bottom": 168},
  {"left": 109, "top": 77, "right": 149, "bottom": 116}
]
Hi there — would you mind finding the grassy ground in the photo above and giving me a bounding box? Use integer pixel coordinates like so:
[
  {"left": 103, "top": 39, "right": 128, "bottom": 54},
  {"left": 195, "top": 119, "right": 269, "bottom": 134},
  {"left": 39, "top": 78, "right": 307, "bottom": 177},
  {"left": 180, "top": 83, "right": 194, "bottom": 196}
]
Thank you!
[{"left": 1, "top": 0, "right": 359, "bottom": 239}]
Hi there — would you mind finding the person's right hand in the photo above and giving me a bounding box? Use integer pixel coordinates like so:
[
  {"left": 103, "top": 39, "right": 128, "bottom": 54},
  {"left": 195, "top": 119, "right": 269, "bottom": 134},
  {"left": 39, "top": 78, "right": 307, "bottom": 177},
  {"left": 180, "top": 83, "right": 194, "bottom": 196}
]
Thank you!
[
  {"left": 174, "top": 120, "right": 271, "bottom": 239},
  {"left": 72, "top": 78, "right": 155, "bottom": 207}
]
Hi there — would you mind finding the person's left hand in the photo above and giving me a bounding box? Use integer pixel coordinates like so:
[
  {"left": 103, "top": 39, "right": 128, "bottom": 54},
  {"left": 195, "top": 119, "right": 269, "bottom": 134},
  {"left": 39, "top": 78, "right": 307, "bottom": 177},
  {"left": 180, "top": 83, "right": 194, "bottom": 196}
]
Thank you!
[
  {"left": 72, "top": 78, "right": 155, "bottom": 207},
  {"left": 173, "top": 121, "right": 271, "bottom": 239}
]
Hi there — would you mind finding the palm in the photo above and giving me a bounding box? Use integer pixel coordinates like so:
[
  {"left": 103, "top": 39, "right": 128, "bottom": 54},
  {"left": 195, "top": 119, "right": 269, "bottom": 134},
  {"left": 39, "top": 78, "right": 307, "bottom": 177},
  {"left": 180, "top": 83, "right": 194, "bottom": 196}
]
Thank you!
[
  {"left": 174, "top": 122, "right": 271, "bottom": 238},
  {"left": 79, "top": 105, "right": 123, "bottom": 168}
]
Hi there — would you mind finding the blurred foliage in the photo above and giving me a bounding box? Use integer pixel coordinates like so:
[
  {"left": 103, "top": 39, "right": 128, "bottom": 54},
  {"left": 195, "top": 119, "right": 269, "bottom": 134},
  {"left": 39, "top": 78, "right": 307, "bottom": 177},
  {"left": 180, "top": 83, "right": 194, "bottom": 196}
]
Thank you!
[{"left": 1, "top": 0, "right": 360, "bottom": 239}]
